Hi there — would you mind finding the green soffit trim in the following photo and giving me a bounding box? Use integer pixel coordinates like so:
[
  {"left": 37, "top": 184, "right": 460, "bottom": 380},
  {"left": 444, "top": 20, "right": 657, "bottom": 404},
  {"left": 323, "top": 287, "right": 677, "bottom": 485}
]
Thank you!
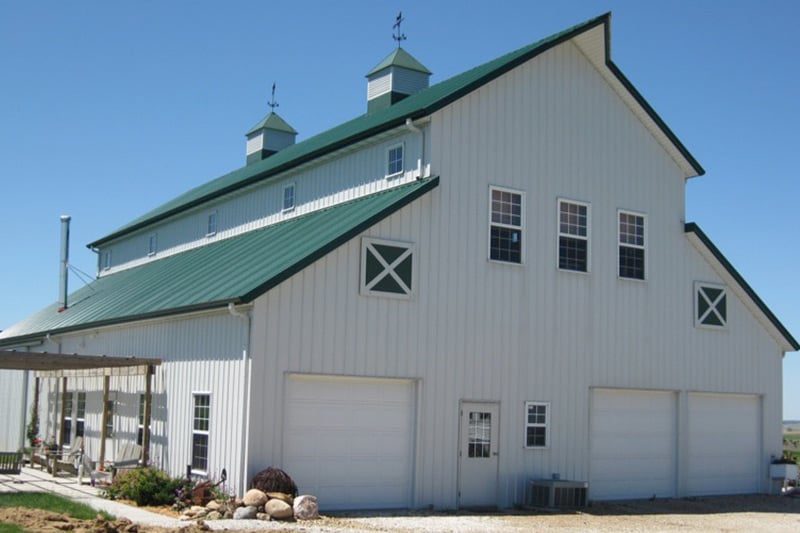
[
  {"left": 366, "top": 47, "right": 432, "bottom": 76},
  {"left": 685, "top": 222, "right": 798, "bottom": 351},
  {"left": 246, "top": 111, "right": 298, "bottom": 136},
  {"left": 0, "top": 178, "right": 439, "bottom": 346},
  {"left": 89, "top": 12, "right": 701, "bottom": 248}
]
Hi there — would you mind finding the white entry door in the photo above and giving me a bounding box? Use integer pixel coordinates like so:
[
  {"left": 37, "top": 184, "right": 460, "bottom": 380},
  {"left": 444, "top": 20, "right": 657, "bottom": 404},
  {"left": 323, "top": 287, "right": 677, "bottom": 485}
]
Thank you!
[{"left": 458, "top": 402, "right": 499, "bottom": 508}]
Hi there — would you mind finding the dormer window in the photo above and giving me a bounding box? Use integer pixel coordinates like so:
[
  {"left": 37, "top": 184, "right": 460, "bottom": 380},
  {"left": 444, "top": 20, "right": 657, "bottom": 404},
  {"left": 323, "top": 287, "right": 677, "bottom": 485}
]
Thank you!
[
  {"left": 101, "top": 250, "right": 111, "bottom": 271},
  {"left": 148, "top": 234, "right": 157, "bottom": 256},
  {"left": 207, "top": 212, "right": 217, "bottom": 236},
  {"left": 283, "top": 183, "right": 296, "bottom": 212},
  {"left": 387, "top": 144, "right": 404, "bottom": 178}
]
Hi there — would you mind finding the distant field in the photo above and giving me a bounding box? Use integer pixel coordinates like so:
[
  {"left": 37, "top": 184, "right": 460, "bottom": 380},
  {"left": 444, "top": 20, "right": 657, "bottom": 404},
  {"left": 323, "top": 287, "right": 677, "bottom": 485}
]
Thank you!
[{"left": 783, "top": 431, "right": 800, "bottom": 462}]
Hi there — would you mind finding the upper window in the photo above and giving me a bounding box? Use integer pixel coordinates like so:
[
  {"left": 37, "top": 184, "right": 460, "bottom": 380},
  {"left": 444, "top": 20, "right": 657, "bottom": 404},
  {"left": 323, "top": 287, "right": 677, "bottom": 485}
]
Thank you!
[
  {"left": 558, "top": 199, "right": 590, "bottom": 272},
  {"left": 207, "top": 212, "right": 217, "bottom": 236},
  {"left": 618, "top": 210, "right": 646, "bottom": 280},
  {"left": 525, "top": 401, "right": 550, "bottom": 448},
  {"left": 148, "top": 234, "right": 158, "bottom": 256},
  {"left": 489, "top": 187, "right": 524, "bottom": 264},
  {"left": 695, "top": 282, "right": 727, "bottom": 328},
  {"left": 101, "top": 250, "right": 111, "bottom": 271},
  {"left": 283, "top": 183, "right": 296, "bottom": 212},
  {"left": 192, "top": 393, "right": 210, "bottom": 472},
  {"left": 387, "top": 144, "right": 404, "bottom": 177},
  {"left": 361, "top": 238, "right": 414, "bottom": 298}
]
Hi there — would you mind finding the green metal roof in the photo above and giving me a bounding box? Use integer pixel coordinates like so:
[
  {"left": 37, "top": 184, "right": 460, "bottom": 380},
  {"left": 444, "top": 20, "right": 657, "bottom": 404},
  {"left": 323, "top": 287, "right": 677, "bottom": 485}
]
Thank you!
[
  {"left": 684, "top": 223, "right": 798, "bottom": 351},
  {"left": 366, "top": 47, "right": 432, "bottom": 76},
  {"left": 0, "top": 177, "right": 438, "bottom": 346},
  {"left": 246, "top": 111, "right": 298, "bottom": 136}
]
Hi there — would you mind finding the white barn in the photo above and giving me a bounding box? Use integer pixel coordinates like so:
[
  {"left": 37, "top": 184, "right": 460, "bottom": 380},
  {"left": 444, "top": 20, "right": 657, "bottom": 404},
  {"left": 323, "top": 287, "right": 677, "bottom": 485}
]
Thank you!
[{"left": 1, "top": 13, "right": 797, "bottom": 509}]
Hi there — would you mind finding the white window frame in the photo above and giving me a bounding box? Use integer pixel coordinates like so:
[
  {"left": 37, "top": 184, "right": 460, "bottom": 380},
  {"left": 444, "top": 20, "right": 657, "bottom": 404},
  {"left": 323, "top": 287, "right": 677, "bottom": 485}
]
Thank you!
[
  {"left": 488, "top": 185, "right": 525, "bottom": 265},
  {"left": 386, "top": 143, "right": 404, "bottom": 179},
  {"left": 360, "top": 237, "right": 415, "bottom": 299},
  {"left": 148, "top": 233, "right": 158, "bottom": 257},
  {"left": 282, "top": 183, "right": 296, "bottom": 213},
  {"left": 694, "top": 281, "right": 728, "bottom": 330},
  {"left": 137, "top": 393, "right": 146, "bottom": 446},
  {"left": 557, "top": 198, "right": 591, "bottom": 273},
  {"left": 617, "top": 209, "right": 647, "bottom": 281},
  {"left": 206, "top": 211, "right": 218, "bottom": 237},
  {"left": 104, "top": 396, "right": 115, "bottom": 439},
  {"left": 192, "top": 392, "right": 211, "bottom": 475},
  {"left": 524, "top": 401, "right": 550, "bottom": 449},
  {"left": 75, "top": 391, "right": 86, "bottom": 441},
  {"left": 101, "top": 250, "right": 111, "bottom": 271},
  {"left": 62, "top": 391, "right": 74, "bottom": 446}
]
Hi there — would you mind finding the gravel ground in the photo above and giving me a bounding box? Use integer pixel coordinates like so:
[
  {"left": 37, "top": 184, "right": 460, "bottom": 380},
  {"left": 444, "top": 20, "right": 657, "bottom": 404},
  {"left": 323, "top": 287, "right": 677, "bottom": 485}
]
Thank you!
[{"left": 208, "top": 493, "right": 800, "bottom": 532}]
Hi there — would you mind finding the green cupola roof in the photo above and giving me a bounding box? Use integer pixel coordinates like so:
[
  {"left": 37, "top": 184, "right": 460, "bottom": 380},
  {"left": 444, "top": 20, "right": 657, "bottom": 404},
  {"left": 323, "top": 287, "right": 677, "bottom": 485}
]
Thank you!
[
  {"left": 366, "top": 47, "right": 432, "bottom": 77},
  {"left": 246, "top": 111, "right": 298, "bottom": 136}
]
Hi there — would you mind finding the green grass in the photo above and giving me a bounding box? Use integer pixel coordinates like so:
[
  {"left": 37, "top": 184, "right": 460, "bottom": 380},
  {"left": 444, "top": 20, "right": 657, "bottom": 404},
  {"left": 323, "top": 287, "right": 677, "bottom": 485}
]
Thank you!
[
  {"left": 0, "top": 524, "right": 28, "bottom": 533},
  {"left": 0, "top": 492, "right": 113, "bottom": 521}
]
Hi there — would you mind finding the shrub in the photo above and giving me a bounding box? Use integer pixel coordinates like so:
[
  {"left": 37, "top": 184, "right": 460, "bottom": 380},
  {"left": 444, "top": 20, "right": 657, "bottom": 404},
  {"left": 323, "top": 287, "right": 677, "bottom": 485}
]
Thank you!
[
  {"left": 104, "top": 467, "right": 187, "bottom": 507},
  {"left": 249, "top": 466, "right": 298, "bottom": 496}
]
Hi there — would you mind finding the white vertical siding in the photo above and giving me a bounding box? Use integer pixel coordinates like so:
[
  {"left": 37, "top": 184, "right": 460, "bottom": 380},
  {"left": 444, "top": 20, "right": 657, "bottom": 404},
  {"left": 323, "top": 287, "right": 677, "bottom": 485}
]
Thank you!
[
  {"left": 101, "top": 128, "right": 426, "bottom": 275},
  {"left": 0, "top": 370, "right": 27, "bottom": 450},
  {"left": 30, "top": 311, "right": 251, "bottom": 491},
  {"left": 245, "top": 40, "right": 783, "bottom": 508}
]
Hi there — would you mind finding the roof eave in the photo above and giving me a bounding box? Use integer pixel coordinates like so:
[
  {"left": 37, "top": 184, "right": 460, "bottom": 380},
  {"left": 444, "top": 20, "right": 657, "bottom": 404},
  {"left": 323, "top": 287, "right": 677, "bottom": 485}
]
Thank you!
[{"left": 685, "top": 222, "right": 798, "bottom": 351}]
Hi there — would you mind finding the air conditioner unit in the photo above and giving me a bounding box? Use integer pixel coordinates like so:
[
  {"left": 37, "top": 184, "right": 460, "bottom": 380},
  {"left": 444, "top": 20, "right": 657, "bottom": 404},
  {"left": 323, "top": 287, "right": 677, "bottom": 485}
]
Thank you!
[{"left": 529, "top": 479, "right": 588, "bottom": 508}]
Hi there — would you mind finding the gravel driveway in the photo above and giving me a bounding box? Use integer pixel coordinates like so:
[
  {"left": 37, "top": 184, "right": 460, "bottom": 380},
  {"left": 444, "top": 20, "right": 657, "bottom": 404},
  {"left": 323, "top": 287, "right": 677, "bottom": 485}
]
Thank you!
[{"left": 207, "top": 494, "right": 800, "bottom": 532}]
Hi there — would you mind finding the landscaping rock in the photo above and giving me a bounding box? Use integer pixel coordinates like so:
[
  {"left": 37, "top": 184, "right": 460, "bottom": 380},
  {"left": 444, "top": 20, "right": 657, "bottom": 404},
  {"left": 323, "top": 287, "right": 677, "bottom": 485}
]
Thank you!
[
  {"left": 243, "top": 488, "right": 268, "bottom": 507},
  {"left": 206, "top": 500, "right": 221, "bottom": 511},
  {"left": 233, "top": 505, "right": 258, "bottom": 520},
  {"left": 266, "top": 498, "right": 294, "bottom": 520},
  {"left": 256, "top": 512, "right": 270, "bottom": 521},
  {"left": 293, "top": 494, "right": 319, "bottom": 520},
  {"left": 206, "top": 511, "right": 222, "bottom": 520},
  {"left": 266, "top": 491, "right": 294, "bottom": 505}
]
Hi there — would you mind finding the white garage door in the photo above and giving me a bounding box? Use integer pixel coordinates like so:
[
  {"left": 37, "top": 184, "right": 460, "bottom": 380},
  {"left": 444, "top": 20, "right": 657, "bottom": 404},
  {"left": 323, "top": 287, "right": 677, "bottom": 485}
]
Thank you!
[
  {"left": 283, "top": 375, "right": 416, "bottom": 510},
  {"left": 687, "top": 393, "right": 760, "bottom": 496},
  {"left": 590, "top": 389, "right": 677, "bottom": 500}
]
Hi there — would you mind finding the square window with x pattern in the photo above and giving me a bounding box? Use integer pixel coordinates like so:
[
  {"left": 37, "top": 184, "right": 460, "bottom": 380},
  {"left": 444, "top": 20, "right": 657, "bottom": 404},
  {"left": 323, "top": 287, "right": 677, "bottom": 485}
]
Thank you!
[
  {"left": 361, "top": 238, "right": 414, "bottom": 298},
  {"left": 695, "top": 282, "right": 727, "bottom": 328}
]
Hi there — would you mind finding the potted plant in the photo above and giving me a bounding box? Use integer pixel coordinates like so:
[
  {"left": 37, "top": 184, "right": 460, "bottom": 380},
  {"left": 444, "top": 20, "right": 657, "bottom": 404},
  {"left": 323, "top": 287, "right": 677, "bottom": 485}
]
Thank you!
[{"left": 770, "top": 455, "right": 798, "bottom": 481}]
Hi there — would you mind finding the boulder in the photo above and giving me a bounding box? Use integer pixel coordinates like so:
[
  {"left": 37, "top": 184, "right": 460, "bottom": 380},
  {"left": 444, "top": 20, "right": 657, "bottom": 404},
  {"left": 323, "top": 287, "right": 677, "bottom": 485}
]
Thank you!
[
  {"left": 233, "top": 505, "right": 258, "bottom": 520},
  {"left": 266, "top": 492, "right": 294, "bottom": 505},
  {"left": 206, "top": 511, "right": 222, "bottom": 520},
  {"left": 265, "top": 498, "right": 293, "bottom": 520},
  {"left": 256, "top": 512, "right": 270, "bottom": 521},
  {"left": 243, "top": 488, "right": 268, "bottom": 507},
  {"left": 293, "top": 495, "right": 319, "bottom": 520},
  {"left": 206, "top": 500, "right": 221, "bottom": 511}
]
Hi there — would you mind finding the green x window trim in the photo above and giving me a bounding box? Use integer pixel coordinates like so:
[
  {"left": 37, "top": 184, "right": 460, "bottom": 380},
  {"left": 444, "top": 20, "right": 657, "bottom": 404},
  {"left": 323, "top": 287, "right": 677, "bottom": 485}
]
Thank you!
[
  {"left": 695, "top": 282, "right": 727, "bottom": 328},
  {"left": 361, "top": 238, "right": 414, "bottom": 298}
]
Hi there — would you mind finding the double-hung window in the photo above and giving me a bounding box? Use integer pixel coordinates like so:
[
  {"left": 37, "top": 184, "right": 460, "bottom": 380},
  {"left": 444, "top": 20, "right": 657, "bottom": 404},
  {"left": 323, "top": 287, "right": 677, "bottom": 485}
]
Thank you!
[
  {"left": 207, "top": 212, "right": 217, "bottom": 236},
  {"left": 525, "top": 402, "right": 549, "bottom": 448},
  {"left": 387, "top": 144, "right": 404, "bottom": 177},
  {"left": 489, "top": 186, "right": 524, "bottom": 264},
  {"left": 283, "top": 183, "right": 296, "bottom": 212},
  {"left": 105, "top": 398, "right": 114, "bottom": 438},
  {"left": 192, "top": 393, "right": 210, "bottom": 472},
  {"left": 558, "top": 199, "right": 590, "bottom": 272},
  {"left": 137, "top": 394, "right": 146, "bottom": 446},
  {"left": 148, "top": 234, "right": 158, "bottom": 256},
  {"left": 75, "top": 392, "right": 86, "bottom": 440},
  {"left": 618, "top": 210, "right": 646, "bottom": 280},
  {"left": 63, "top": 392, "right": 74, "bottom": 445}
]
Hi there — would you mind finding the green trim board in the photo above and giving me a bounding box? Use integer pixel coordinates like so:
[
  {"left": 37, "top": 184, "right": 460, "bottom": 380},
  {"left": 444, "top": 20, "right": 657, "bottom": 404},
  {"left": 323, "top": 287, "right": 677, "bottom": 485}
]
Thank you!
[
  {"left": 685, "top": 222, "right": 798, "bottom": 350},
  {"left": 0, "top": 177, "right": 439, "bottom": 347},
  {"left": 89, "top": 12, "right": 701, "bottom": 249}
]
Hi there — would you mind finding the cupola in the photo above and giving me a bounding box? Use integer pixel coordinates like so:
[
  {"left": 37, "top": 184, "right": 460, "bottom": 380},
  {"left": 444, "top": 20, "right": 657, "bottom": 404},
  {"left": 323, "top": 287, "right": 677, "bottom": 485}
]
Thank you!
[
  {"left": 366, "top": 13, "right": 431, "bottom": 113},
  {"left": 245, "top": 84, "right": 297, "bottom": 164}
]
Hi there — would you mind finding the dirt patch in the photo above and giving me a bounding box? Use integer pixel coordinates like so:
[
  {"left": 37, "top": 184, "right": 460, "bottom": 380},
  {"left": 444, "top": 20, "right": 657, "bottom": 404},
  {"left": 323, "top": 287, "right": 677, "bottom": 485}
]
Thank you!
[{"left": 0, "top": 506, "right": 204, "bottom": 532}]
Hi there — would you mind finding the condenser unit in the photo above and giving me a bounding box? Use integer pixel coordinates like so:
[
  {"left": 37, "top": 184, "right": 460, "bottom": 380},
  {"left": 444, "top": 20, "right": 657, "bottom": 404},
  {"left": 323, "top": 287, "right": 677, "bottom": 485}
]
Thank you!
[{"left": 529, "top": 479, "right": 588, "bottom": 508}]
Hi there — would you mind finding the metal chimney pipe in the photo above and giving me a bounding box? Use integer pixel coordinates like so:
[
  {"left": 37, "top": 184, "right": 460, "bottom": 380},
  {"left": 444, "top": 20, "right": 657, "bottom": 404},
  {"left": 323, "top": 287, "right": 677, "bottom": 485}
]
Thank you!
[{"left": 58, "top": 215, "right": 71, "bottom": 311}]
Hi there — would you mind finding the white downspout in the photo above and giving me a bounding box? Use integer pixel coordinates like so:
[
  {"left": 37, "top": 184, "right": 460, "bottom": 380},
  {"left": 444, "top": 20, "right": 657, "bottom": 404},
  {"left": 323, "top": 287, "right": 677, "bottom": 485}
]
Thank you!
[
  {"left": 229, "top": 303, "right": 252, "bottom": 496},
  {"left": 405, "top": 118, "right": 426, "bottom": 179}
]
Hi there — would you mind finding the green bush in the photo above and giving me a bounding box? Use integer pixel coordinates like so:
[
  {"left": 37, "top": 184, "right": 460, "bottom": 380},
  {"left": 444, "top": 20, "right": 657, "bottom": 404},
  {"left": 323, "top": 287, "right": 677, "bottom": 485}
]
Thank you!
[{"left": 104, "top": 467, "right": 186, "bottom": 507}]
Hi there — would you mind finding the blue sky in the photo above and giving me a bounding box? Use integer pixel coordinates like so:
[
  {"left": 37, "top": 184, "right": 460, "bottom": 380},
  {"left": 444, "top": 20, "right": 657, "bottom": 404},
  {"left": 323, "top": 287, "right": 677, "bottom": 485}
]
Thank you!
[{"left": 1, "top": 1, "right": 798, "bottom": 417}]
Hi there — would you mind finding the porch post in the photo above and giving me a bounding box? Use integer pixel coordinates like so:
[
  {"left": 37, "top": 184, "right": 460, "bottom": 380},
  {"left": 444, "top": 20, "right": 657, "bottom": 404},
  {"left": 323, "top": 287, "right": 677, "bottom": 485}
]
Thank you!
[
  {"left": 99, "top": 375, "right": 109, "bottom": 465},
  {"left": 142, "top": 365, "right": 154, "bottom": 467},
  {"left": 55, "top": 377, "right": 68, "bottom": 476}
]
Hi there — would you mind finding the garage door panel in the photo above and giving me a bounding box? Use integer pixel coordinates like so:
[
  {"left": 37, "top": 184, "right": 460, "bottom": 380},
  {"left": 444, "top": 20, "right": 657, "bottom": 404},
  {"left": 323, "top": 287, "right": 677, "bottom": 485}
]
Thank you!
[
  {"left": 590, "top": 389, "right": 677, "bottom": 500},
  {"left": 284, "top": 375, "right": 415, "bottom": 510},
  {"left": 687, "top": 393, "right": 760, "bottom": 496}
]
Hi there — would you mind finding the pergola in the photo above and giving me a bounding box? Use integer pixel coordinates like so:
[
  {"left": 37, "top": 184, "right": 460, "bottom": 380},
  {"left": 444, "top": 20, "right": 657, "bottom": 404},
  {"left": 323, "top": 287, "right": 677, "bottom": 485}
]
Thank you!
[{"left": 0, "top": 350, "right": 162, "bottom": 467}]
